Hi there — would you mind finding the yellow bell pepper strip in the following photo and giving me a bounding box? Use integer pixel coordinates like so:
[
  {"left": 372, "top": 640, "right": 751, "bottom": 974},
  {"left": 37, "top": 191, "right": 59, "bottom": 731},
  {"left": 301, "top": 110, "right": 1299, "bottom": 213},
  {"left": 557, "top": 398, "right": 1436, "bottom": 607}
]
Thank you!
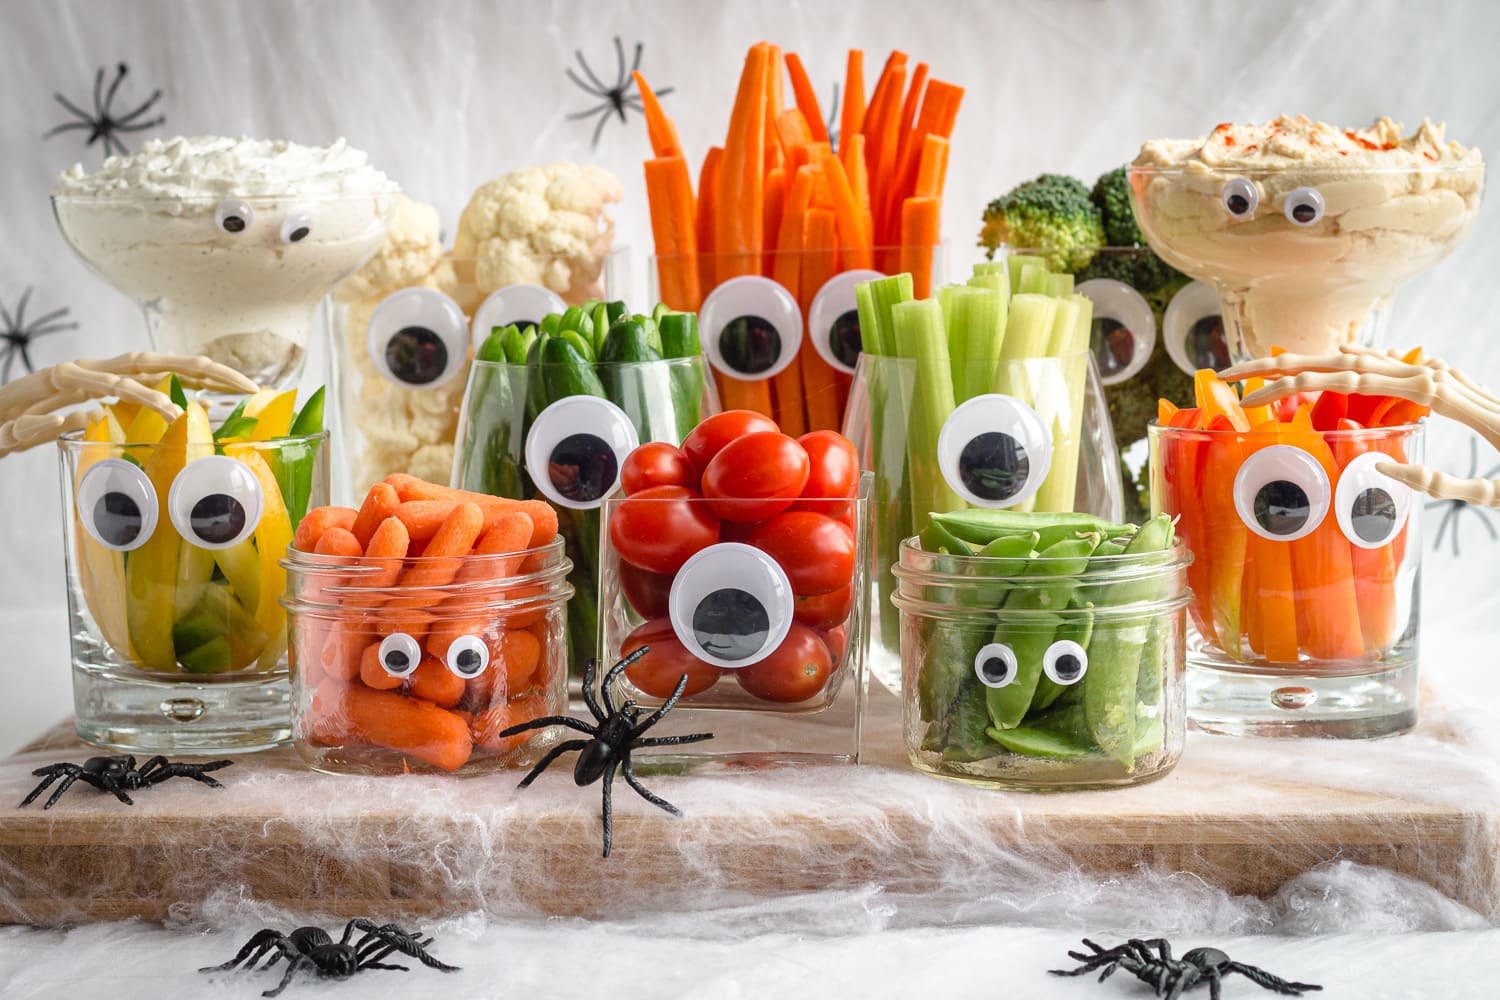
[
  {"left": 1195, "top": 369, "right": 1250, "bottom": 431},
  {"left": 74, "top": 415, "right": 134, "bottom": 659},
  {"left": 212, "top": 539, "right": 261, "bottom": 617},
  {"left": 243, "top": 389, "right": 297, "bottom": 441},
  {"left": 1240, "top": 376, "right": 1273, "bottom": 428},
  {"left": 1199, "top": 413, "right": 1247, "bottom": 656},
  {"left": 222, "top": 444, "right": 294, "bottom": 672}
]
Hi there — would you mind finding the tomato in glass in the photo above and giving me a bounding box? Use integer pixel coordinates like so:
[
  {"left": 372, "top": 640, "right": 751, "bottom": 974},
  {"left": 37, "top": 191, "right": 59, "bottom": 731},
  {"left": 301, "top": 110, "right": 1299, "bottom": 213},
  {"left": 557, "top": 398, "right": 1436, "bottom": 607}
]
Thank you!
[
  {"left": 681, "top": 410, "right": 779, "bottom": 474},
  {"left": 794, "top": 583, "right": 853, "bottom": 631},
  {"left": 748, "top": 511, "right": 855, "bottom": 596},
  {"left": 797, "top": 430, "right": 860, "bottom": 498},
  {"left": 618, "top": 560, "right": 673, "bottom": 619},
  {"left": 733, "top": 623, "right": 833, "bottom": 703},
  {"left": 701, "top": 432, "right": 810, "bottom": 523},
  {"left": 822, "top": 625, "right": 847, "bottom": 664},
  {"left": 621, "top": 442, "right": 696, "bottom": 495},
  {"left": 609, "top": 485, "right": 720, "bottom": 575},
  {"left": 621, "top": 618, "right": 720, "bottom": 698}
]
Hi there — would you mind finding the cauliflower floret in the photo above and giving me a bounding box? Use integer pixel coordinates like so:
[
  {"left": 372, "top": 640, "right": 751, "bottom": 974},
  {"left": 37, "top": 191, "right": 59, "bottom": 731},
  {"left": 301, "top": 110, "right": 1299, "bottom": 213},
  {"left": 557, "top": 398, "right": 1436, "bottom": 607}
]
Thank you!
[{"left": 337, "top": 195, "right": 444, "bottom": 303}]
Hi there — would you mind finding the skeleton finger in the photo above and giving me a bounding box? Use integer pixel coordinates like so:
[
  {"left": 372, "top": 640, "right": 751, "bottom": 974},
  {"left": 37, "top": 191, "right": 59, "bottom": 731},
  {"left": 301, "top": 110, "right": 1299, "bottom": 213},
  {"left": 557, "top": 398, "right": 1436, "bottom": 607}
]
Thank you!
[{"left": 1376, "top": 461, "right": 1500, "bottom": 508}]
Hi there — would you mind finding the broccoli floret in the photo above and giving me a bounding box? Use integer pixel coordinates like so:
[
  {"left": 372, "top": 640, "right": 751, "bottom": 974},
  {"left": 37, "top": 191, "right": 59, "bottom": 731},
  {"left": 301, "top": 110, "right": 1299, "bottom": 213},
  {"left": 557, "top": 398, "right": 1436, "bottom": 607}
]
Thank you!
[
  {"left": 979, "top": 174, "right": 1103, "bottom": 273},
  {"left": 1075, "top": 249, "right": 1187, "bottom": 314},
  {"left": 1090, "top": 166, "right": 1143, "bottom": 248}
]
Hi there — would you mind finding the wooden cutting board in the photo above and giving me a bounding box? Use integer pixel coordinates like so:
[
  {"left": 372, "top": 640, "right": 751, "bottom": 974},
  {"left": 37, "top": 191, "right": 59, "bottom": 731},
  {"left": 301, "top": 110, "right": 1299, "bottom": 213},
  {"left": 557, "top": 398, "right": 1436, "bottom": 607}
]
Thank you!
[{"left": 2, "top": 688, "right": 1496, "bottom": 925}]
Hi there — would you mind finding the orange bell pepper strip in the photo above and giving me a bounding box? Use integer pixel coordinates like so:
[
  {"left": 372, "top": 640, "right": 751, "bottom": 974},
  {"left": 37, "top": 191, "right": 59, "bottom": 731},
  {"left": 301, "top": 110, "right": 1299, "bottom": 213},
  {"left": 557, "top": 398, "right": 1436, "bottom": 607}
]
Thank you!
[
  {"left": 1330, "top": 418, "right": 1401, "bottom": 652},
  {"left": 1199, "top": 415, "right": 1248, "bottom": 657},
  {"left": 1197, "top": 370, "right": 1250, "bottom": 431},
  {"left": 1278, "top": 421, "right": 1364, "bottom": 661},
  {"left": 1244, "top": 419, "right": 1299, "bottom": 663}
]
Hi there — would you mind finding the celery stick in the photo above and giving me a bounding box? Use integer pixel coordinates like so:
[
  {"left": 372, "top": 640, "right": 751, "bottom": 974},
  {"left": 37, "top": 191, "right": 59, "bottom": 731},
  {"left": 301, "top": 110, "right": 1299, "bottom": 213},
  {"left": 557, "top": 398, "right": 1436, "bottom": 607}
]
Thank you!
[
  {"left": 855, "top": 273, "right": 914, "bottom": 358},
  {"left": 972, "top": 260, "right": 1007, "bottom": 278},
  {"left": 944, "top": 286, "right": 1004, "bottom": 404},
  {"left": 1006, "top": 254, "right": 1048, "bottom": 295},
  {"left": 1013, "top": 295, "right": 1082, "bottom": 513},
  {"left": 893, "top": 299, "right": 964, "bottom": 527},
  {"left": 1046, "top": 273, "right": 1075, "bottom": 298},
  {"left": 1018, "top": 264, "right": 1051, "bottom": 296},
  {"left": 1034, "top": 293, "right": 1096, "bottom": 513}
]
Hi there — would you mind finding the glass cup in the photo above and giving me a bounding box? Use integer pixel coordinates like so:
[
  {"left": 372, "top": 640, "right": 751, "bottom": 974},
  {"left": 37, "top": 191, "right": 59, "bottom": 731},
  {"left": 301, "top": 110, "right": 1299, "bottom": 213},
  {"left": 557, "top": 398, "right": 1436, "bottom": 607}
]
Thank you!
[
  {"left": 650, "top": 246, "right": 943, "bottom": 435},
  {"left": 58, "top": 429, "right": 329, "bottom": 752},
  {"left": 595, "top": 474, "right": 873, "bottom": 764},
  {"left": 282, "top": 537, "right": 572, "bottom": 775},
  {"left": 892, "top": 537, "right": 1191, "bottom": 789},
  {"left": 1149, "top": 420, "right": 1424, "bottom": 737},
  {"left": 843, "top": 352, "right": 1123, "bottom": 693}
]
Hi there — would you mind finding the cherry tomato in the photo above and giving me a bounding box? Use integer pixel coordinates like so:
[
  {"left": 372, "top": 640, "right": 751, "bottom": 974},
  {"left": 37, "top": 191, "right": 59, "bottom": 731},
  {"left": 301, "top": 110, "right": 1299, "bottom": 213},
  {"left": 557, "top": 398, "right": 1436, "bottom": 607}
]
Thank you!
[
  {"left": 621, "top": 442, "right": 696, "bottom": 495},
  {"left": 681, "top": 410, "right": 779, "bottom": 474},
  {"left": 733, "top": 623, "right": 833, "bottom": 703},
  {"left": 618, "top": 560, "right": 673, "bottom": 619},
  {"left": 794, "top": 584, "right": 854, "bottom": 631},
  {"left": 797, "top": 430, "right": 860, "bottom": 499},
  {"left": 748, "top": 511, "right": 856, "bottom": 596},
  {"left": 621, "top": 618, "right": 720, "bottom": 698},
  {"left": 701, "top": 432, "right": 810, "bottom": 523},
  {"left": 717, "top": 518, "right": 757, "bottom": 544},
  {"left": 609, "top": 485, "right": 720, "bottom": 575},
  {"left": 822, "top": 625, "right": 847, "bottom": 664}
]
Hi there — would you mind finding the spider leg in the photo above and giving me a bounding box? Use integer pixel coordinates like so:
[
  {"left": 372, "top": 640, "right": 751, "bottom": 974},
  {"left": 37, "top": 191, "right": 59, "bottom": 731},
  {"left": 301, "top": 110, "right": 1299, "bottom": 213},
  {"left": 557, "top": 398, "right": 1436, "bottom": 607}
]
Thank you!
[
  {"left": 41, "top": 772, "right": 86, "bottom": 809},
  {"left": 2, "top": 349, "right": 17, "bottom": 384},
  {"left": 1225, "top": 962, "right": 1322, "bottom": 994},
  {"left": 600, "top": 759, "right": 617, "bottom": 857},
  {"left": 113, "top": 114, "right": 167, "bottom": 134},
  {"left": 262, "top": 954, "right": 316, "bottom": 998},
  {"left": 1208, "top": 968, "right": 1222, "bottom": 1000},
  {"left": 198, "top": 929, "right": 290, "bottom": 972},
  {"left": 92, "top": 65, "right": 106, "bottom": 118},
  {"left": 566, "top": 100, "right": 615, "bottom": 121},
  {"left": 630, "top": 733, "right": 714, "bottom": 747},
  {"left": 498, "top": 715, "right": 596, "bottom": 739},
  {"left": 104, "top": 132, "right": 130, "bottom": 158},
  {"left": 48, "top": 92, "right": 94, "bottom": 124},
  {"left": 1164, "top": 970, "right": 1190, "bottom": 1000},
  {"left": 517, "top": 739, "right": 590, "bottom": 788},
  {"left": 362, "top": 962, "right": 410, "bottom": 971},
  {"left": 103, "top": 63, "right": 128, "bottom": 116},
  {"left": 611, "top": 36, "right": 628, "bottom": 86},
  {"left": 19, "top": 767, "right": 70, "bottom": 807},
  {"left": 564, "top": 68, "right": 605, "bottom": 97},
  {"left": 354, "top": 924, "right": 458, "bottom": 972},
  {"left": 602, "top": 647, "right": 649, "bottom": 716},
  {"left": 628, "top": 40, "right": 643, "bottom": 75},
  {"left": 41, "top": 120, "right": 93, "bottom": 139},
  {"left": 24, "top": 305, "right": 74, "bottom": 331},
  {"left": 581, "top": 658, "right": 606, "bottom": 723},
  {"left": 629, "top": 672, "right": 691, "bottom": 737},
  {"left": 591, "top": 110, "right": 611, "bottom": 149},
  {"left": 11, "top": 287, "right": 31, "bottom": 329},
  {"left": 142, "top": 759, "right": 233, "bottom": 787},
  {"left": 620, "top": 753, "right": 681, "bottom": 816},
  {"left": 112, "top": 89, "right": 163, "bottom": 124}
]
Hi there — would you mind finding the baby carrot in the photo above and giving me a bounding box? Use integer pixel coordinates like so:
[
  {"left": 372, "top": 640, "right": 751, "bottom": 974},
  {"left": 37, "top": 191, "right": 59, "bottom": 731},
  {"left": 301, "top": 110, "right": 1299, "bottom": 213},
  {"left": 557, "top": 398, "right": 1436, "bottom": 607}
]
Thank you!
[
  {"left": 472, "top": 692, "right": 549, "bottom": 753},
  {"left": 456, "top": 510, "right": 535, "bottom": 585},
  {"left": 362, "top": 515, "right": 410, "bottom": 585},
  {"left": 313, "top": 527, "right": 362, "bottom": 558},
  {"left": 408, "top": 654, "right": 466, "bottom": 708},
  {"left": 316, "top": 678, "right": 472, "bottom": 772},
  {"left": 393, "top": 500, "right": 465, "bottom": 542},
  {"left": 359, "top": 640, "right": 405, "bottom": 691},
  {"left": 400, "top": 502, "right": 483, "bottom": 591},
  {"left": 351, "top": 483, "right": 400, "bottom": 549},
  {"left": 293, "top": 506, "right": 358, "bottom": 552},
  {"left": 320, "top": 624, "right": 366, "bottom": 682},
  {"left": 465, "top": 628, "right": 543, "bottom": 708}
]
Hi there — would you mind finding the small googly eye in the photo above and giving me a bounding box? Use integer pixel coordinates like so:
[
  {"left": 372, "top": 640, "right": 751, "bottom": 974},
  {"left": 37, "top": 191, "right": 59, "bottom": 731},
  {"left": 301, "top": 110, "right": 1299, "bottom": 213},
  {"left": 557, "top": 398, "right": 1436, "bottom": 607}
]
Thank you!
[
  {"left": 279, "top": 208, "right": 313, "bottom": 244},
  {"left": 1043, "top": 639, "right": 1088, "bottom": 686},
  {"left": 167, "top": 456, "right": 263, "bottom": 550},
  {"left": 76, "top": 458, "right": 158, "bottom": 552},
  {"left": 699, "top": 275, "right": 803, "bottom": 380},
  {"left": 1233, "top": 445, "right": 1331, "bottom": 543},
  {"left": 1283, "top": 186, "right": 1325, "bottom": 227},
  {"left": 809, "top": 269, "right": 883, "bottom": 375},
  {"left": 215, "top": 198, "right": 254, "bottom": 235},
  {"left": 1335, "top": 451, "right": 1411, "bottom": 549},
  {"left": 973, "top": 643, "right": 1018, "bottom": 689},
  {"left": 378, "top": 633, "right": 421, "bottom": 678},
  {"left": 1220, "top": 177, "right": 1259, "bottom": 219},
  {"left": 445, "top": 635, "right": 490, "bottom": 679},
  {"left": 367, "top": 287, "right": 469, "bottom": 390},
  {"left": 1163, "top": 281, "right": 1232, "bottom": 376},
  {"left": 470, "top": 284, "right": 567, "bottom": 348},
  {"left": 936, "top": 394, "right": 1052, "bottom": 508},
  {"left": 668, "top": 543, "right": 794, "bottom": 669},
  {"left": 1076, "top": 278, "right": 1157, "bottom": 386},
  {"left": 524, "top": 396, "right": 639, "bottom": 510}
]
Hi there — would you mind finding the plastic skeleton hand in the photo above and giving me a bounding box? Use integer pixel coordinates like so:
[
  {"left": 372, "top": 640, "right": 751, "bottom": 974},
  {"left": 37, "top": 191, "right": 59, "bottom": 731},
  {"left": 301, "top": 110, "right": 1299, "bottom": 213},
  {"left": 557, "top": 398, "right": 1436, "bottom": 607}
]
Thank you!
[
  {"left": 0, "top": 352, "right": 258, "bottom": 457},
  {"left": 1225, "top": 345, "right": 1500, "bottom": 507}
]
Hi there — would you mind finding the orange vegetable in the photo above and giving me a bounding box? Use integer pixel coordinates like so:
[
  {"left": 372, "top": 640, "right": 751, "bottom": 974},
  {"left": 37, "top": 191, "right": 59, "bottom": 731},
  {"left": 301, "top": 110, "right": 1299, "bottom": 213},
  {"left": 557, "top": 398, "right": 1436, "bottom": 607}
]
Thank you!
[
  {"left": 1331, "top": 420, "right": 1400, "bottom": 652},
  {"left": 1278, "top": 421, "right": 1364, "bottom": 661},
  {"left": 293, "top": 506, "right": 358, "bottom": 552},
  {"left": 472, "top": 692, "right": 549, "bottom": 753},
  {"left": 715, "top": 42, "right": 769, "bottom": 280},
  {"left": 821, "top": 152, "right": 872, "bottom": 269},
  {"left": 774, "top": 109, "right": 816, "bottom": 155},
  {"left": 783, "top": 52, "right": 828, "bottom": 143},
  {"left": 314, "top": 677, "right": 472, "bottom": 772},
  {"left": 913, "top": 135, "right": 949, "bottom": 198},
  {"left": 696, "top": 146, "right": 723, "bottom": 288},
  {"left": 351, "top": 483, "right": 399, "bottom": 550},
  {"left": 379, "top": 476, "right": 558, "bottom": 547},
  {"left": 319, "top": 624, "right": 365, "bottom": 682},
  {"left": 800, "top": 208, "right": 845, "bottom": 432},
  {"left": 763, "top": 44, "right": 785, "bottom": 175},
  {"left": 899, "top": 196, "right": 941, "bottom": 299},
  {"left": 456, "top": 511, "right": 535, "bottom": 585},
  {"left": 464, "top": 628, "right": 543, "bottom": 708},
  {"left": 770, "top": 165, "right": 817, "bottom": 437},
  {"left": 632, "top": 71, "right": 682, "bottom": 158},
  {"left": 399, "top": 502, "right": 484, "bottom": 592},
  {"left": 408, "top": 654, "right": 466, "bottom": 709},
  {"left": 1197, "top": 370, "right": 1251, "bottom": 431},
  {"left": 313, "top": 527, "right": 362, "bottom": 558},
  {"left": 763, "top": 166, "right": 787, "bottom": 277},
  {"left": 359, "top": 640, "right": 405, "bottom": 691},
  {"left": 645, "top": 156, "right": 702, "bottom": 311},
  {"left": 839, "top": 50, "right": 866, "bottom": 150}
]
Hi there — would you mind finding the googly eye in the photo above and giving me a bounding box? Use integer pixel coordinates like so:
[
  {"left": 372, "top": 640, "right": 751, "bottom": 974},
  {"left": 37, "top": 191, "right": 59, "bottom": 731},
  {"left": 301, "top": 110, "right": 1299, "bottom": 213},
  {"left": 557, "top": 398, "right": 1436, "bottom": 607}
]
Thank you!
[
  {"left": 367, "top": 287, "right": 469, "bottom": 390},
  {"left": 445, "top": 635, "right": 490, "bottom": 679},
  {"left": 1233, "top": 445, "right": 1331, "bottom": 543},
  {"left": 1283, "top": 186, "right": 1325, "bottom": 227},
  {"left": 1335, "top": 451, "right": 1411, "bottom": 549},
  {"left": 1163, "top": 281, "right": 1232, "bottom": 376},
  {"left": 1043, "top": 639, "right": 1088, "bottom": 686},
  {"left": 166, "top": 456, "right": 263, "bottom": 550},
  {"left": 808, "top": 269, "right": 882, "bottom": 375},
  {"left": 378, "top": 633, "right": 421, "bottom": 678},
  {"left": 279, "top": 208, "right": 313, "bottom": 244},
  {"left": 76, "top": 458, "right": 158, "bottom": 552},
  {"left": 973, "top": 643, "right": 1018, "bottom": 689},
  {"left": 1076, "top": 278, "right": 1157, "bottom": 386},
  {"left": 668, "top": 542, "right": 794, "bottom": 669},
  {"left": 936, "top": 394, "right": 1052, "bottom": 508},
  {"left": 699, "top": 275, "right": 804, "bottom": 381},
  {"left": 470, "top": 284, "right": 567, "bottom": 348},
  {"left": 1220, "top": 177, "right": 1259, "bottom": 219},
  {"left": 214, "top": 198, "right": 254, "bottom": 235},
  {"left": 524, "top": 396, "right": 639, "bottom": 510}
]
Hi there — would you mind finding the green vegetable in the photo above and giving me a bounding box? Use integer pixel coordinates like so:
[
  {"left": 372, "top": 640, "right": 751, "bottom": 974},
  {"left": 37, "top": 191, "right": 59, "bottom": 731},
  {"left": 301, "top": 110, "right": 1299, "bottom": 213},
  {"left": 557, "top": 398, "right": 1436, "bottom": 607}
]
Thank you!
[
  {"left": 1090, "top": 166, "right": 1142, "bottom": 249},
  {"left": 288, "top": 386, "right": 325, "bottom": 439},
  {"left": 892, "top": 299, "right": 963, "bottom": 530},
  {"left": 928, "top": 508, "right": 1129, "bottom": 547},
  {"left": 167, "top": 375, "right": 188, "bottom": 410},
  {"left": 213, "top": 398, "right": 257, "bottom": 442},
  {"left": 978, "top": 174, "right": 1104, "bottom": 273}
]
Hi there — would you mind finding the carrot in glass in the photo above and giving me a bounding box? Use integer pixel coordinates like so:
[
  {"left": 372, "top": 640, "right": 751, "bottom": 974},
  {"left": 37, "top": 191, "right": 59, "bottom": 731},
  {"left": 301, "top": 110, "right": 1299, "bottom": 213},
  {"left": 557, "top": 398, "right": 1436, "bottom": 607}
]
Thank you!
[
  {"left": 408, "top": 654, "right": 466, "bottom": 708},
  {"left": 315, "top": 678, "right": 472, "bottom": 772},
  {"left": 799, "top": 207, "right": 845, "bottom": 432},
  {"left": 632, "top": 71, "right": 682, "bottom": 157},
  {"left": 351, "top": 483, "right": 399, "bottom": 549},
  {"left": 359, "top": 640, "right": 405, "bottom": 690},
  {"left": 1331, "top": 421, "right": 1400, "bottom": 652},
  {"left": 764, "top": 44, "right": 785, "bottom": 175},
  {"left": 839, "top": 50, "right": 866, "bottom": 152},
  {"left": 313, "top": 527, "right": 362, "bottom": 558},
  {"left": 770, "top": 165, "right": 817, "bottom": 437},
  {"left": 645, "top": 156, "right": 702, "bottom": 311},
  {"left": 1278, "top": 422, "right": 1364, "bottom": 661},
  {"left": 465, "top": 629, "right": 543, "bottom": 708},
  {"left": 293, "top": 506, "right": 358, "bottom": 552},
  {"left": 696, "top": 146, "right": 723, "bottom": 288},
  {"left": 472, "top": 692, "right": 549, "bottom": 753},
  {"left": 1198, "top": 418, "right": 1247, "bottom": 653},
  {"left": 821, "top": 152, "right": 872, "bottom": 269},
  {"left": 899, "top": 196, "right": 941, "bottom": 299},
  {"left": 913, "top": 135, "right": 950, "bottom": 199},
  {"left": 784, "top": 52, "right": 828, "bottom": 143},
  {"left": 774, "top": 109, "right": 815, "bottom": 155},
  {"left": 399, "top": 502, "right": 483, "bottom": 592},
  {"left": 455, "top": 511, "right": 535, "bottom": 586},
  {"left": 762, "top": 166, "right": 787, "bottom": 277}
]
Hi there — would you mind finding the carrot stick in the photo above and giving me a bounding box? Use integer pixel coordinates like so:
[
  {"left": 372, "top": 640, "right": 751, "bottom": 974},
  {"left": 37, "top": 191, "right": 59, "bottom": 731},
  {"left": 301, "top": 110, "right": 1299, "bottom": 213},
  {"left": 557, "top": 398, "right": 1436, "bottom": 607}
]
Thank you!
[
  {"left": 399, "top": 502, "right": 484, "bottom": 591},
  {"left": 764, "top": 44, "right": 785, "bottom": 174},
  {"left": 912, "top": 79, "right": 965, "bottom": 141},
  {"left": 696, "top": 146, "right": 723, "bottom": 289},
  {"left": 632, "top": 71, "right": 682, "bottom": 158},
  {"left": 409, "top": 654, "right": 467, "bottom": 708},
  {"left": 821, "top": 152, "right": 872, "bottom": 269},
  {"left": 715, "top": 43, "right": 768, "bottom": 280},
  {"left": 841, "top": 133, "right": 873, "bottom": 252},
  {"left": 315, "top": 677, "right": 472, "bottom": 771},
  {"left": 293, "top": 506, "right": 358, "bottom": 552},
  {"left": 784, "top": 52, "right": 828, "bottom": 143},
  {"left": 763, "top": 167, "right": 787, "bottom": 277},
  {"left": 800, "top": 208, "right": 845, "bottom": 432},
  {"left": 769, "top": 165, "right": 816, "bottom": 437},
  {"left": 645, "top": 156, "right": 702, "bottom": 311},
  {"left": 839, "top": 50, "right": 866, "bottom": 153},
  {"left": 1278, "top": 422, "right": 1363, "bottom": 661},
  {"left": 1331, "top": 426, "right": 1399, "bottom": 652},
  {"left": 863, "top": 52, "right": 908, "bottom": 234},
  {"left": 359, "top": 640, "right": 405, "bottom": 690},
  {"left": 914, "top": 135, "right": 950, "bottom": 198},
  {"left": 899, "top": 196, "right": 941, "bottom": 299},
  {"left": 350, "top": 483, "right": 399, "bottom": 550},
  {"left": 894, "top": 62, "right": 929, "bottom": 173},
  {"left": 775, "top": 109, "right": 816, "bottom": 154}
]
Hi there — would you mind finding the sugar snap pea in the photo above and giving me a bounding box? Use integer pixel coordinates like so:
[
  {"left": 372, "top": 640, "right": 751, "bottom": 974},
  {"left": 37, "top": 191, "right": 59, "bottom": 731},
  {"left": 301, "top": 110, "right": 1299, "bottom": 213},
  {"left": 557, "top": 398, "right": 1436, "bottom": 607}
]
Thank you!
[{"left": 929, "top": 508, "right": 1131, "bottom": 547}]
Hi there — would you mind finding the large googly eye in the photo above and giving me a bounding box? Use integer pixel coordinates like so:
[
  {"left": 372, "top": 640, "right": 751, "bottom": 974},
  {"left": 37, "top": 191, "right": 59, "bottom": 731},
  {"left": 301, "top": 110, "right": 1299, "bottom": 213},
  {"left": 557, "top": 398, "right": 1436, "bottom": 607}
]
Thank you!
[
  {"left": 974, "top": 643, "right": 1018, "bottom": 688},
  {"left": 279, "top": 208, "right": 313, "bottom": 244},
  {"left": 1077, "top": 278, "right": 1156, "bottom": 386},
  {"left": 936, "top": 394, "right": 1052, "bottom": 509},
  {"left": 215, "top": 198, "right": 254, "bottom": 235},
  {"left": 1220, "top": 177, "right": 1259, "bottom": 219},
  {"left": 1163, "top": 281, "right": 1231, "bottom": 376},
  {"left": 809, "top": 269, "right": 883, "bottom": 375},
  {"left": 367, "top": 287, "right": 469, "bottom": 390},
  {"left": 1283, "top": 187, "right": 1325, "bottom": 227},
  {"left": 378, "top": 633, "right": 421, "bottom": 678},
  {"left": 167, "top": 456, "right": 263, "bottom": 550},
  {"left": 1043, "top": 640, "right": 1088, "bottom": 686},
  {"left": 699, "top": 275, "right": 803, "bottom": 381},
  {"left": 668, "top": 543, "right": 794, "bottom": 669},
  {"left": 524, "top": 396, "right": 639, "bottom": 510},
  {"left": 1335, "top": 451, "right": 1411, "bottom": 549},
  {"left": 1233, "top": 445, "right": 1331, "bottom": 543},
  {"left": 470, "top": 284, "right": 567, "bottom": 348},
  {"left": 445, "top": 635, "right": 490, "bottom": 679},
  {"left": 76, "top": 458, "right": 158, "bottom": 552}
]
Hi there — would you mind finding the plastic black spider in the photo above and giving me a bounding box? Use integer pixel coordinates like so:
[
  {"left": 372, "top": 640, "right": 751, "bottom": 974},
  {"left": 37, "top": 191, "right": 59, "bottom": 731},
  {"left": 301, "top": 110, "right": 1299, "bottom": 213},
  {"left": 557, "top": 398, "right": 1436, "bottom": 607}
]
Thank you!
[
  {"left": 565, "top": 36, "right": 672, "bottom": 149},
  {"left": 496, "top": 646, "right": 712, "bottom": 857},
  {"left": 19, "top": 754, "right": 232, "bottom": 809},
  {"left": 1426, "top": 437, "right": 1500, "bottom": 557},
  {"left": 200, "top": 918, "right": 458, "bottom": 997},
  {"left": 1052, "top": 938, "right": 1322, "bottom": 1000},
  {"left": 1, "top": 286, "right": 77, "bottom": 383},
  {"left": 43, "top": 62, "right": 165, "bottom": 159}
]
